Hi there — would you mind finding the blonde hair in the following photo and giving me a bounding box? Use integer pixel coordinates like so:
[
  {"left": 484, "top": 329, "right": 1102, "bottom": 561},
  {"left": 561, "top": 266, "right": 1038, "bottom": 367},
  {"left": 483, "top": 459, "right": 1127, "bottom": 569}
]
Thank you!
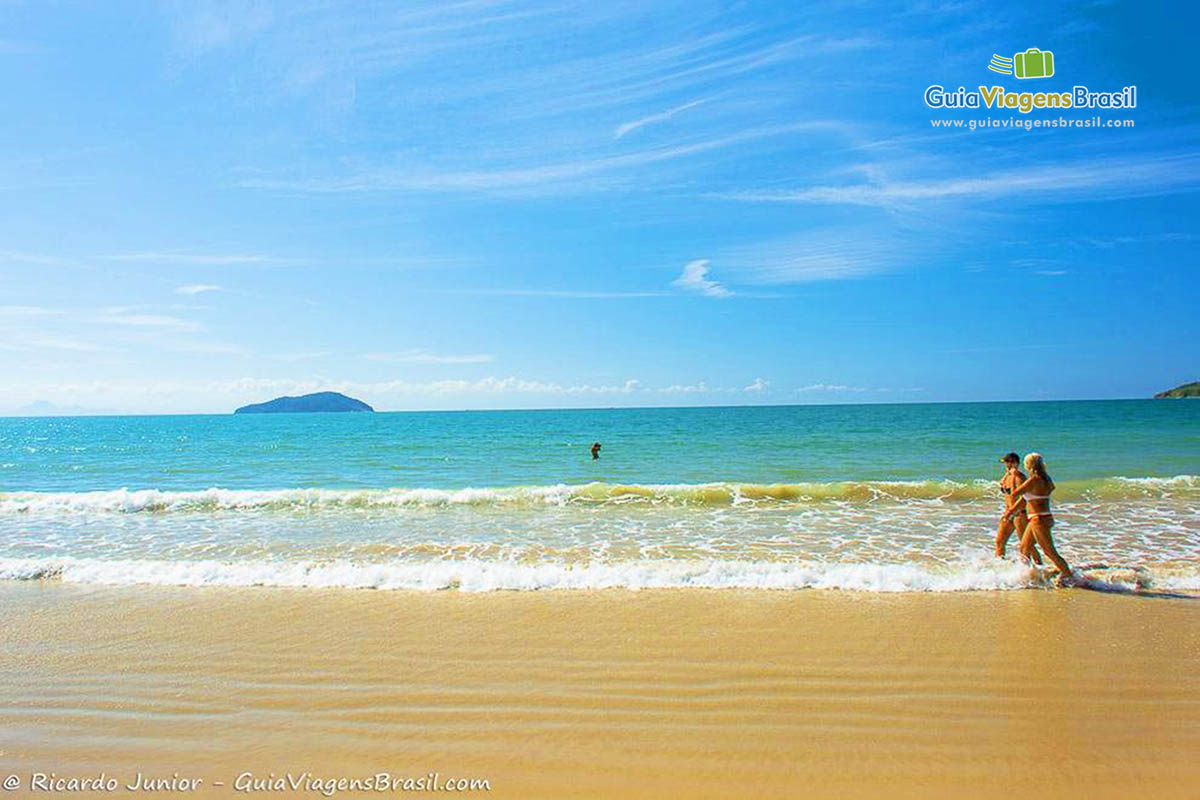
[{"left": 1024, "top": 452, "right": 1050, "bottom": 481}]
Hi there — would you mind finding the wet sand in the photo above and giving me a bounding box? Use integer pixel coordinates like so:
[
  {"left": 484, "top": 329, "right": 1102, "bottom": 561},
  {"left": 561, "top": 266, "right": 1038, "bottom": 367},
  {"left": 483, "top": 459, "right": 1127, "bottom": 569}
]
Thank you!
[{"left": 1, "top": 583, "right": 1197, "bottom": 799}]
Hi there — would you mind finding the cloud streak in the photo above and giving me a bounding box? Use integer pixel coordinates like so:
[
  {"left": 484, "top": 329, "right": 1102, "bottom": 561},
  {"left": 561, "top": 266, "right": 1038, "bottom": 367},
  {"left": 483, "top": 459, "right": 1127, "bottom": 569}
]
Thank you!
[
  {"left": 175, "top": 284, "right": 225, "bottom": 296},
  {"left": 615, "top": 98, "right": 709, "bottom": 139},
  {"left": 718, "top": 227, "right": 906, "bottom": 285},
  {"left": 672, "top": 259, "right": 731, "bottom": 297},
  {"left": 722, "top": 153, "right": 1200, "bottom": 208},
  {"left": 240, "top": 122, "right": 840, "bottom": 195},
  {"left": 92, "top": 313, "right": 204, "bottom": 333},
  {"left": 439, "top": 288, "right": 670, "bottom": 299},
  {"left": 797, "top": 383, "right": 868, "bottom": 393}
]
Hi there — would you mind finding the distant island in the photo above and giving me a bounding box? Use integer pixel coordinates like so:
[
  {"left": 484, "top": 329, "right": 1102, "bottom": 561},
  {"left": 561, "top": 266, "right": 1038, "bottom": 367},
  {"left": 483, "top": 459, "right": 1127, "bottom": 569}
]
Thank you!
[
  {"left": 1154, "top": 381, "right": 1200, "bottom": 399},
  {"left": 234, "top": 391, "right": 374, "bottom": 414}
]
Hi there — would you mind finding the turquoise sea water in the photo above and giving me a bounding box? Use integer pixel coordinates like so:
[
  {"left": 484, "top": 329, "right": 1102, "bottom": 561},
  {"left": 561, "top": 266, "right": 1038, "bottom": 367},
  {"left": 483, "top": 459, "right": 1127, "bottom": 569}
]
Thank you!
[
  {"left": 1, "top": 400, "right": 1197, "bottom": 592},
  {"left": 4, "top": 400, "right": 1197, "bottom": 490}
]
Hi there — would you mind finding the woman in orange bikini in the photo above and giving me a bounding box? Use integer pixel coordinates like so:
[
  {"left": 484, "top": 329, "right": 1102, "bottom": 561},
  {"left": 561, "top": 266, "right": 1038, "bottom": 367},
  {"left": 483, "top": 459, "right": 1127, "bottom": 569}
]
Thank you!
[
  {"left": 1003, "top": 452, "right": 1072, "bottom": 581},
  {"left": 995, "top": 452, "right": 1041, "bottom": 564}
]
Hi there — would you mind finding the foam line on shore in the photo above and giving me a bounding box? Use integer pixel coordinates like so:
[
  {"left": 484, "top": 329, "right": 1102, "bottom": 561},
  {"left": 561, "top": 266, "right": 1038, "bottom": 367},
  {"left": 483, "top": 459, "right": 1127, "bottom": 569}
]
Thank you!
[
  {"left": 1, "top": 475, "right": 1195, "bottom": 514},
  {"left": 3, "top": 555, "right": 1195, "bottom": 593}
]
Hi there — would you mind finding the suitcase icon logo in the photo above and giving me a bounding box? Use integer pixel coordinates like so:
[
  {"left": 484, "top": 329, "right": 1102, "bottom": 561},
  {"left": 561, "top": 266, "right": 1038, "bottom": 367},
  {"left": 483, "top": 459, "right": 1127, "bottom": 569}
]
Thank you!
[{"left": 988, "top": 48, "right": 1055, "bottom": 79}]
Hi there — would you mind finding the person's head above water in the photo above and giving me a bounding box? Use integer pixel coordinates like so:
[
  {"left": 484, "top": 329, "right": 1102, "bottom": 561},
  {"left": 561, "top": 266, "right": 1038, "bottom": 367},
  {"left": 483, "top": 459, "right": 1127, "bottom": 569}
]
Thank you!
[
  {"left": 1000, "top": 452, "right": 1020, "bottom": 467},
  {"left": 1024, "top": 452, "right": 1050, "bottom": 480}
]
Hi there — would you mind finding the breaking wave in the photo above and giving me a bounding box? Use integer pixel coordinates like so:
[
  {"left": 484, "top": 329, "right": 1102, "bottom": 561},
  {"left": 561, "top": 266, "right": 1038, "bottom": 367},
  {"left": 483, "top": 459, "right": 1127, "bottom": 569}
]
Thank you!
[
  {"left": 0, "top": 555, "right": 1051, "bottom": 592},
  {"left": 1, "top": 555, "right": 1195, "bottom": 594},
  {"left": 1, "top": 475, "right": 1196, "bottom": 514}
]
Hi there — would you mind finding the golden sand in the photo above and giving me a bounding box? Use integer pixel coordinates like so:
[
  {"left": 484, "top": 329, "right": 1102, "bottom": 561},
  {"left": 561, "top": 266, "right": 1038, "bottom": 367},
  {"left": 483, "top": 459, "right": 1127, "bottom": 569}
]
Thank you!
[{"left": 1, "top": 583, "right": 1197, "bottom": 799}]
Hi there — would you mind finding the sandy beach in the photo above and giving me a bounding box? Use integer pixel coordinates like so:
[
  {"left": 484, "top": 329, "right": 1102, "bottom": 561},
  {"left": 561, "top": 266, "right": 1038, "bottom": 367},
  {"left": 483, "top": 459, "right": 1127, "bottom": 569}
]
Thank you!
[
  {"left": 4, "top": 0, "right": 1195, "bottom": 796},
  {"left": 1, "top": 583, "right": 1197, "bottom": 799}
]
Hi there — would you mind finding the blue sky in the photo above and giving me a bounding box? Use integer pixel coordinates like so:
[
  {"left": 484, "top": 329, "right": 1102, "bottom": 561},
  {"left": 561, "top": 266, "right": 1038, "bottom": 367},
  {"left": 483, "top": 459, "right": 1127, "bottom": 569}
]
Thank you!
[{"left": 1, "top": 0, "right": 1196, "bottom": 413}]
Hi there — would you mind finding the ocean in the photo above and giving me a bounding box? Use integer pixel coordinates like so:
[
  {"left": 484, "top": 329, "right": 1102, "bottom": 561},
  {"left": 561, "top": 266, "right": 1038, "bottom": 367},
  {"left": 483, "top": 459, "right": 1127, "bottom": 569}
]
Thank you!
[{"left": 1, "top": 400, "right": 1197, "bottom": 592}]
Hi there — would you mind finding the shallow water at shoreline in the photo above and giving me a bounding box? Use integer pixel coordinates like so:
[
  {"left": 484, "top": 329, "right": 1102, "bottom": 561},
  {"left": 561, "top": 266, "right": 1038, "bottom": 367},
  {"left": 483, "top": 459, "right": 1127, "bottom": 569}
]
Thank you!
[
  {"left": 1, "top": 401, "right": 1197, "bottom": 593},
  {"left": 1, "top": 491, "right": 1197, "bottom": 591}
]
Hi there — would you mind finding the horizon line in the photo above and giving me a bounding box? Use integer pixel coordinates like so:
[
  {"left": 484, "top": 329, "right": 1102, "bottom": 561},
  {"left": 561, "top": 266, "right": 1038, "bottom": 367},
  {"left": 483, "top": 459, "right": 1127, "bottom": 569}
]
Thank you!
[{"left": 0, "top": 395, "right": 1177, "bottom": 419}]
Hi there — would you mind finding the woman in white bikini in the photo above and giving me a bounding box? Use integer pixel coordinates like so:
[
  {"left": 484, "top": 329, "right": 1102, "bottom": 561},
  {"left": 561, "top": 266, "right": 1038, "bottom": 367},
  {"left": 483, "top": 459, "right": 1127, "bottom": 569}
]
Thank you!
[
  {"left": 995, "top": 452, "right": 1041, "bottom": 564},
  {"left": 1003, "top": 452, "right": 1072, "bottom": 581}
]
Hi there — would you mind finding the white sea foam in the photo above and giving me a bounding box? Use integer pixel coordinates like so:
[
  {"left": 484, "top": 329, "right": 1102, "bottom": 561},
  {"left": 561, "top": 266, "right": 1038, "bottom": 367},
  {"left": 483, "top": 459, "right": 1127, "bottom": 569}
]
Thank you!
[
  {"left": 0, "top": 555, "right": 1169, "bottom": 593},
  {"left": 2, "top": 476, "right": 1196, "bottom": 515},
  {"left": 0, "top": 485, "right": 575, "bottom": 513}
]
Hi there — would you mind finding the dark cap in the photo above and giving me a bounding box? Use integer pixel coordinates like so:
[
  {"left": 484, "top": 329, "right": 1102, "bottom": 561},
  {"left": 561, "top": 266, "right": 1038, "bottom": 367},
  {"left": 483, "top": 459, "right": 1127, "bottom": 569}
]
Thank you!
[{"left": 1000, "top": 452, "right": 1020, "bottom": 463}]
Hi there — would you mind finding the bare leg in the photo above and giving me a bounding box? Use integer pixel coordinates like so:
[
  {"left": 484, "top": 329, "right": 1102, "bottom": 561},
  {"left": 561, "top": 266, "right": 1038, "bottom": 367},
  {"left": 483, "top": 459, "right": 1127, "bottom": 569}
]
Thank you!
[
  {"left": 1015, "top": 516, "right": 1043, "bottom": 565},
  {"left": 1028, "top": 518, "right": 1070, "bottom": 578},
  {"left": 995, "top": 517, "right": 1014, "bottom": 558}
]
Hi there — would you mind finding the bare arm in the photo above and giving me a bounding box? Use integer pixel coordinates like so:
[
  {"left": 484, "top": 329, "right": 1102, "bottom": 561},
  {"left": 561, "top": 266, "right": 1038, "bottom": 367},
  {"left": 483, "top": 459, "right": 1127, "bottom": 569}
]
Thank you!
[
  {"left": 1003, "top": 476, "right": 1036, "bottom": 520},
  {"left": 1008, "top": 476, "right": 1036, "bottom": 500}
]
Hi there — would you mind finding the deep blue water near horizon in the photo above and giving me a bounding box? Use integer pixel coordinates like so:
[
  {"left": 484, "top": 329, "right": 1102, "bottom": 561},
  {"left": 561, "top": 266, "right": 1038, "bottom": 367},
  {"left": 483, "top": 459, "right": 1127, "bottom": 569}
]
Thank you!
[{"left": 2, "top": 399, "right": 1198, "bottom": 492}]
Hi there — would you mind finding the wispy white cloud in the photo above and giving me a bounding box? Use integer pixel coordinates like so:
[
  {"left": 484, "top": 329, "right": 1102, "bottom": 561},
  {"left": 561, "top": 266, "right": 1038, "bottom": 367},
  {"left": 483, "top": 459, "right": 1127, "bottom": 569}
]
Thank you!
[
  {"left": 416, "top": 376, "right": 642, "bottom": 395},
  {"left": 483, "top": 32, "right": 876, "bottom": 125},
  {"left": 1080, "top": 232, "right": 1197, "bottom": 248},
  {"left": 175, "top": 284, "right": 225, "bottom": 295},
  {"left": 167, "top": 0, "right": 872, "bottom": 132},
  {"left": 161, "top": 1, "right": 869, "bottom": 204},
  {"left": 794, "top": 383, "right": 926, "bottom": 395},
  {"left": 719, "top": 228, "right": 902, "bottom": 284},
  {"left": 240, "top": 122, "right": 838, "bottom": 195},
  {"left": 441, "top": 288, "right": 670, "bottom": 299},
  {"left": 722, "top": 153, "right": 1200, "bottom": 208},
  {"left": 615, "top": 98, "right": 709, "bottom": 139},
  {"left": 659, "top": 381, "right": 710, "bottom": 394},
  {"left": 672, "top": 259, "right": 731, "bottom": 297},
  {"left": 797, "top": 383, "right": 868, "bottom": 393},
  {"left": 204, "top": 375, "right": 648, "bottom": 404},
  {"left": 0, "top": 304, "right": 234, "bottom": 357},
  {"left": 0, "top": 306, "right": 106, "bottom": 353},
  {"left": 92, "top": 312, "right": 203, "bottom": 333},
  {"left": 657, "top": 379, "right": 774, "bottom": 394},
  {"left": 4, "top": 374, "right": 796, "bottom": 413},
  {"left": 364, "top": 349, "right": 496, "bottom": 365}
]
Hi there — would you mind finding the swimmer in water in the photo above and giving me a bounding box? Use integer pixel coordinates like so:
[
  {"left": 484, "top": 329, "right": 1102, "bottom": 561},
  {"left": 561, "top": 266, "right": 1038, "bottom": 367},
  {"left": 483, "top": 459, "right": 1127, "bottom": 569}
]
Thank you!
[
  {"left": 1004, "top": 452, "right": 1072, "bottom": 582},
  {"left": 590, "top": 442, "right": 601, "bottom": 460},
  {"left": 995, "top": 452, "right": 1042, "bottom": 565}
]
